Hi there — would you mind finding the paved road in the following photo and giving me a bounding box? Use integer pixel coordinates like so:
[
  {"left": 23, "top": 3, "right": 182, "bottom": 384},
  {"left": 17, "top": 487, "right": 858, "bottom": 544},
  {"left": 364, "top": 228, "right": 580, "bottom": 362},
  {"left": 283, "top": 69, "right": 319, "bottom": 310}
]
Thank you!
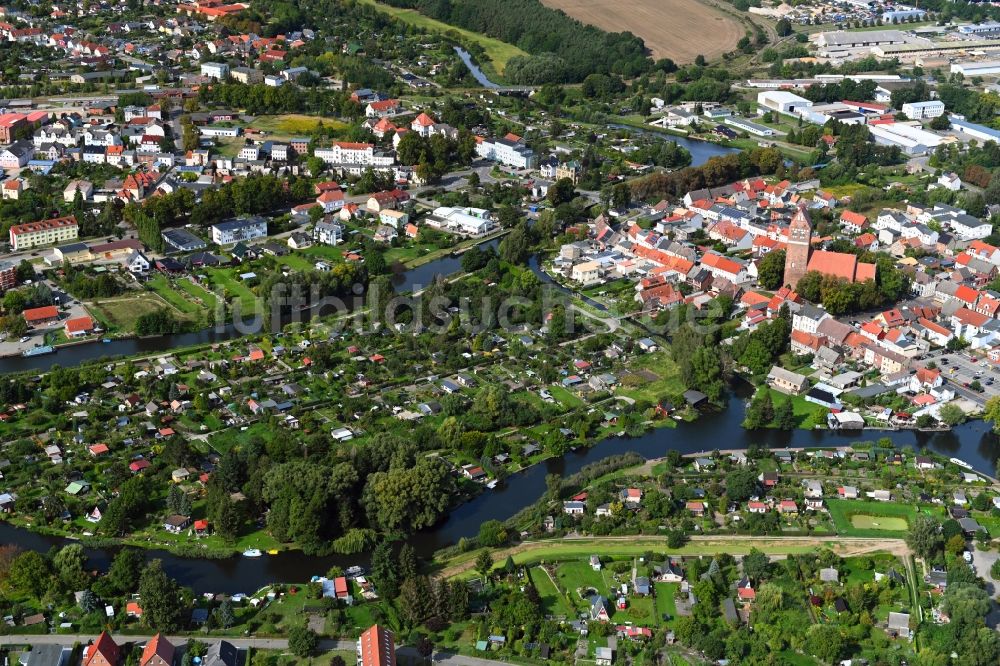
[
  {"left": 0, "top": 634, "right": 358, "bottom": 651},
  {"left": 970, "top": 546, "right": 1000, "bottom": 629}
]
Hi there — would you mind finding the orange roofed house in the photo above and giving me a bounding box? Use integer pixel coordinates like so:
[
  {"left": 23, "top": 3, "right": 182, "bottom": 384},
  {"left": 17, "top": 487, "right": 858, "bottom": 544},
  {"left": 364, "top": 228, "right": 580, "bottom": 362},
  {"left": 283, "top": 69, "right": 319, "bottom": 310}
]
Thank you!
[
  {"left": 23, "top": 305, "right": 60, "bottom": 326},
  {"left": 84, "top": 632, "right": 120, "bottom": 666},
  {"left": 358, "top": 625, "right": 396, "bottom": 666},
  {"left": 65, "top": 316, "right": 95, "bottom": 337},
  {"left": 140, "top": 634, "right": 174, "bottom": 666}
]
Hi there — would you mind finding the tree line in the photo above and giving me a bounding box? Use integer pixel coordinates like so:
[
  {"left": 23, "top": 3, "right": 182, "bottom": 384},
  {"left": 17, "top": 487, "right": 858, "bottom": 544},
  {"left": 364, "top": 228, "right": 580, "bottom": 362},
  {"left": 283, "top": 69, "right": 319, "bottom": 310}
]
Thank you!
[{"left": 383, "top": 0, "right": 650, "bottom": 83}]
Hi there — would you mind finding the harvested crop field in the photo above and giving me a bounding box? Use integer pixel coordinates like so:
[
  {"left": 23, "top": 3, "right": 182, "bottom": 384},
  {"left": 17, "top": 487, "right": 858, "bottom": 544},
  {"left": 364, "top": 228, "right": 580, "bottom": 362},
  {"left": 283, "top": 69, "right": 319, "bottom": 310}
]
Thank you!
[{"left": 541, "top": 0, "right": 742, "bottom": 62}]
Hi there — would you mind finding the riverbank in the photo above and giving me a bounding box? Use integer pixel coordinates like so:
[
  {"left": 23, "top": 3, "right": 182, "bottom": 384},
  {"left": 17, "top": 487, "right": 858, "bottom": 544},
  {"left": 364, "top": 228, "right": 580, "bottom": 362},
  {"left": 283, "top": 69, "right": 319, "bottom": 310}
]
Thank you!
[{"left": 1, "top": 385, "right": 998, "bottom": 596}]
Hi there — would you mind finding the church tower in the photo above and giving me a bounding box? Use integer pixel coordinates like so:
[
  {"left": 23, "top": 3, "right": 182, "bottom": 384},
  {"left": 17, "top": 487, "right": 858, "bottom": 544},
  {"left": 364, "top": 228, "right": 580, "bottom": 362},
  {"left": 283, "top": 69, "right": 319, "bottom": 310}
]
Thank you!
[{"left": 783, "top": 206, "right": 812, "bottom": 289}]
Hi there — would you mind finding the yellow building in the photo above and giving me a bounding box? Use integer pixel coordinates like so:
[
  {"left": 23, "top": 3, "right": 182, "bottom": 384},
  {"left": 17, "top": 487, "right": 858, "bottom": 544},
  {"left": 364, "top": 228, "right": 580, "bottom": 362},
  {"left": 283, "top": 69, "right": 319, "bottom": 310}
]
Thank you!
[{"left": 9, "top": 215, "right": 78, "bottom": 251}]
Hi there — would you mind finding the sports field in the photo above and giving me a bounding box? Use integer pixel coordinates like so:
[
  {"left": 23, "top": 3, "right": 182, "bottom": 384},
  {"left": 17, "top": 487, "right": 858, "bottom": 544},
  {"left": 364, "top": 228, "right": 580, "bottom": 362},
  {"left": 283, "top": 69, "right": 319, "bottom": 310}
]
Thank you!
[
  {"left": 541, "top": 0, "right": 742, "bottom": 62},
  {"left": 850, "top": 515, "right": 908, "bottom": 531},
  {"left": 359, "top": 0, "right": 526, "bottom": 74}
]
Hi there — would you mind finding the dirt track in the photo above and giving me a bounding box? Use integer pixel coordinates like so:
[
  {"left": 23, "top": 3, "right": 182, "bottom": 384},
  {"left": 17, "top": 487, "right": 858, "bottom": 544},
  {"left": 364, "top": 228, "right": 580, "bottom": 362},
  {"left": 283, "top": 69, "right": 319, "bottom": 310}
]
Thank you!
[
  {"left": 439, "top": 535, "right": 910, "bottom": 578},
  {"left": 542, "top": 0, "right": 743, "bottom": 62}
]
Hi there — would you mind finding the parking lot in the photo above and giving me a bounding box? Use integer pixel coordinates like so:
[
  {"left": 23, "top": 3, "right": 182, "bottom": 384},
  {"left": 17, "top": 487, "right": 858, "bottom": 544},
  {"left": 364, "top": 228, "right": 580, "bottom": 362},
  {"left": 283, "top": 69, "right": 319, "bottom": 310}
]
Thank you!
[{"left": 929, "top": 351, "right": 1000, "bottom": 406}]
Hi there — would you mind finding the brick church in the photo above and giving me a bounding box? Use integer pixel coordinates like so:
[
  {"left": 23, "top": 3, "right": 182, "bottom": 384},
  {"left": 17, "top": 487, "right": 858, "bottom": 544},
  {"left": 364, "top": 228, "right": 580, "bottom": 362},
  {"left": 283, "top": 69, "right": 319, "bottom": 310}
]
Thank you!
[{"left": 783, "top": 207, "right": 876, "bottom": 289}]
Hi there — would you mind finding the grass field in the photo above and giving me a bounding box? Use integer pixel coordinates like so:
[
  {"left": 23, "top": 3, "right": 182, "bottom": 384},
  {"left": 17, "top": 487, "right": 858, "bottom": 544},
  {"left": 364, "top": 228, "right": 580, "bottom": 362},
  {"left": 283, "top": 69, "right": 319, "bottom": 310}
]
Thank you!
[
  {"left": 175, "top": 278, "right": 219, "bottom": 311},
  {"left": 89, "top": 295, "right": 178, "bottom": 332},
  {"left": 250, "top": 114, "right": 348, "bottom": 137},
  {"left": 654, "top": 582, "right": 679, "bottom": 624},
  {"left": 541, "top": 0, "right": 742, "bottom": 62},
  {"left": 548, "top": 384, "right": 584, "bottom": 409},
  {"left": 358, "top": 0, "right": 526, "bottom": 74},
  {"left": 147, "top": 275, "right": 202, "bottom": 315},
  {"left": 616, "top": 351, "right": 686, "bottom": 403},
  {"left": 827, "top": 499, "right": 917, "bottom": 538},
  {"left": 761, "top": 387, "right": 828, "bottom": 429},
  {"left": 444, "top": 538, "right": 850, "bottom": 578},
  {"left": 529, "top": 567, "right": 574, "bottom": 617},
  {"left": 204, "top": 268, "right": 260, "bottom": 314}
]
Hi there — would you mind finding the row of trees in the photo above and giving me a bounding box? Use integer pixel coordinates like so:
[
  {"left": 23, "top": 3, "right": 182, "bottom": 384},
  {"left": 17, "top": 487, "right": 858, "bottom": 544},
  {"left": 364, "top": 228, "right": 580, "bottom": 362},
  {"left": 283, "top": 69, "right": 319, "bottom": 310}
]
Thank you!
[{"left": 630, "top": 147, "right": 784, "bottom": 201}]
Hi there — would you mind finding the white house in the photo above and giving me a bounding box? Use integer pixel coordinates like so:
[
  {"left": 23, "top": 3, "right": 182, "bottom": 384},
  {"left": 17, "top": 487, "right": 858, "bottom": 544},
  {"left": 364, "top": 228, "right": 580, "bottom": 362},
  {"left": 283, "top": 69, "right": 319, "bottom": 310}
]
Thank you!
[
  {"left": 475, "top": 136, "right": 536, "bottom": 169},
  {"left": 210, "top": 217, "right": 267, "bottom": 245},
  {"left": 901, "top": 100, "right": 944, "bottom": 119},
  {"left": 200, "top": 62, "right": 230, "bottom": 80},
  {"left": 313, "top": 220, "right": 343, "bottom": 246},
  {"left": 937, "top": 172, "right": 962, "bottom": 191}
]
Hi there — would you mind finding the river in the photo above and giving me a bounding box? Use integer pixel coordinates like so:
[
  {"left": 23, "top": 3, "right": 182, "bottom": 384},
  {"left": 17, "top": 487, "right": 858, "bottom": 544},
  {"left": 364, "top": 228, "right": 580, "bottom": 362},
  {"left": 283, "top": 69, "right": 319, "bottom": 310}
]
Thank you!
[
  {"left": 2, "top": 382, "right": 998, "bottom": 593},
  {"left": 606, "top": 123, "right": 738, "bottom": 167},
  {"left": 0, "top": 240, "right": 503, "bottom": 375},
  {"left": 450, "top": 47, "right": 737, "bottom": 168}
]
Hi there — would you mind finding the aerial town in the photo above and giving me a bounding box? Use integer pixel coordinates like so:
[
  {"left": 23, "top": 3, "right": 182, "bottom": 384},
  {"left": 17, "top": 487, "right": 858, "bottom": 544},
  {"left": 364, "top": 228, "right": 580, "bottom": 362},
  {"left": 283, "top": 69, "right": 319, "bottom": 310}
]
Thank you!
[{"left": 0, "top": 0, "right": 999, "bottom": 665}]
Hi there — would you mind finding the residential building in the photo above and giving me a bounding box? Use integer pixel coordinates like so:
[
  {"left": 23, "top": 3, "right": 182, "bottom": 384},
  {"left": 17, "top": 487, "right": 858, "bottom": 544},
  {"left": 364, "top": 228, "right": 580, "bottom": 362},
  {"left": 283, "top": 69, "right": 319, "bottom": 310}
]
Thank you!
[
  {"left": 211, "top": 217, "right": 267, "bottom": 245},
  {"left": 162, "top": 228, "right": 207, "bottom": 253},
  {"left": 0, "top": 260, "right": 18, "bottom": 292},
  {"left": 475, "top": 136, "right": 536, "bottom": 169},
  {"left": 10, "top": 215, "right": 78, "bottom": 250},
  {"left": 766, "top": 366, "right": 808, "bottom": 394},
  {"left": 203, "top": 641, "right": 238, "bottom": 666},
  {"left": 358, "top": 625, "right": 396, "bottom": 666},
  {"left": 84, "top": 632, "right": 120, "bottom": 666},
  {"left": 140, "top": 634, "right": 175, "bottom": 666},
  {"left": 200, "top": 62, "right": 229, "bottom": 79},
  {"left": 313, "top": 220, "right": 343, "bottom": 245}
]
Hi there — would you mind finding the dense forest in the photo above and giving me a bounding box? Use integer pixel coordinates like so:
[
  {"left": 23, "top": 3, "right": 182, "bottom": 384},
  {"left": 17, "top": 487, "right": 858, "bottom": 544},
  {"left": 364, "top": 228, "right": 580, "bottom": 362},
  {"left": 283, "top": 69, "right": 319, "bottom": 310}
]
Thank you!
[{"left": 382, "top": 0, "right": 651, "bottom": 83}]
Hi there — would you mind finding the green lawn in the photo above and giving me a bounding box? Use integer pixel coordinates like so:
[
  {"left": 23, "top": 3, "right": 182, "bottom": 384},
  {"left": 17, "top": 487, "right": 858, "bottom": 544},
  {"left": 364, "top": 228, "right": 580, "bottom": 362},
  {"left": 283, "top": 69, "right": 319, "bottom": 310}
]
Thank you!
[
  {"left": 975, "top": 513, "right": 1000, "bottom": 538},
  {"left": 275, "top": 252, "right": 317, "bottom": 272},
  {"left": 778, "top": 651, "right": 820, "bottom": 665},
  {"left": 175, "top": 278, "right": 219, "bottom": 310},
  {"left": 302, "top": 244, "right": 353, "bottom": 263},
  {"left": 356, "top": 0, "right": 526, "bottom": 74},
  {"left": 554, "top": 561, "right": 607, "bottom": 606},
  {"left": 147, "top": 275, "right": 202, "bottom": 315},
  {"left": 616, "top": 351, "right": 686, "bottom": 403},
  {"left": 528, "top": 566, "right": 574, "bottom": 617},
  {"left": 654, "top": 582, "right": 679, "bottom": 624},
  {"left": 827, "top": 499, "right": 917, "bottom": 538},
  {"left": 445, "top": 539, "right": 835, "bottom": 578},
  {"left": 208, "top": 422, "right": 273, "bottom": 453},
  {"left": 548, "top": 384, "right": 584, "bottom": 409},
  {"left": 250, "top": 114, "right": 348, "bottom": 137},
  {"left": 88, "top": 295, "right": 178, "bottom": 332},
  {"left": 762, "top": 387, "right": 828, "bottom": 429},
  {"left": 204, "top": 268, "right": 260, "bottom": 313}
]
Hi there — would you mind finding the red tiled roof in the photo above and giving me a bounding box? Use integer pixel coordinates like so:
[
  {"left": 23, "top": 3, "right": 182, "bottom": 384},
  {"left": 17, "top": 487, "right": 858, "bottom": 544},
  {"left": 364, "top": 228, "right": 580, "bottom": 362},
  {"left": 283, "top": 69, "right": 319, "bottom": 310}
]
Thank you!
[
  {"left": 65, "top": 316, "right": 94, "bottom": 334},
  {"left": 954, "top": 284, "right": 980, "bottom": 305},
  {"left": 85, "top": 632, "right": 120, "bottom": 666},
  {"left": 368, "top": 99, "right": 399, "bottom": 111},
  {"left": 23, "top": 305, "right": 59, "bottom": 323},
  {"left": 806, "top": 250, "right": 876, "bottom": 283}
]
